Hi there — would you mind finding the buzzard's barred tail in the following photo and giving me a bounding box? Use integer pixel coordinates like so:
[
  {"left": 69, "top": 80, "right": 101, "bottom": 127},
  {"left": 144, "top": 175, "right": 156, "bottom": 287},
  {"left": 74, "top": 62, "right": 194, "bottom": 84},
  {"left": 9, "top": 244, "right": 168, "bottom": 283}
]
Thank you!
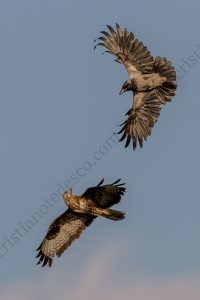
[
  {"left": 104, "top": 209, "right": 125, "bottom": 221},
  {"left": 153, "top": 56, "right": 177, "bottom": 104}
]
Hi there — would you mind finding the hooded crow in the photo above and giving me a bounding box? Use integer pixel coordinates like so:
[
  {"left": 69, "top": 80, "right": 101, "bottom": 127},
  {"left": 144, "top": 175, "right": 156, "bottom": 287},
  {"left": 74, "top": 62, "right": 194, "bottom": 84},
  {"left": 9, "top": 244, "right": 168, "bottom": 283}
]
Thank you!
[{"left": 94, "top": 24, "right": 177, "bottom": 149}]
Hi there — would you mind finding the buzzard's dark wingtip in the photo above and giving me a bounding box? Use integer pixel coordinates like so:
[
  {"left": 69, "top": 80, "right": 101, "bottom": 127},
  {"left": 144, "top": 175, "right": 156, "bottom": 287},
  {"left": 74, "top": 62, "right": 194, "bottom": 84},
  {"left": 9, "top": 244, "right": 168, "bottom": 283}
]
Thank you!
[
  {"left": 97, "top": 178, "right": 104, "bottom": 186},
  {"left": 42, "top": 257, "right": 49, "bottom": 268},
  {"left": 111, "top": 179, "right": 126, "bottom": 188},
  {"left": 36, "top": 250, "right": 53, "bottom": 268},
  {"left": 35, "top": 249, "right": 42, "bottom": 258},
  {"left": 48, "top": 258, "right": 53, "bottom": 267},
  {"left": 118, "top": 184, "right": 126, "bottom": 188},
  {"left": 36, "top": 242, "right": 42, "bottom": 251},
  {"left": 112, "top": 179, "right": 121, "bottom": 185}
]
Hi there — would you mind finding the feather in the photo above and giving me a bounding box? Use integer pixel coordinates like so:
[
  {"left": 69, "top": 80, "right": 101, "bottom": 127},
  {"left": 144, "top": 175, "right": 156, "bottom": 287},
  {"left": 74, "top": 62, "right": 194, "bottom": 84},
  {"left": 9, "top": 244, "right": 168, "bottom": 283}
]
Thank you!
[
  {"left": 94, "top": 24, "right": 154, "bottom": 75},
  {"left": 97, "top": 178, "right": 104, "bottom": 186}
]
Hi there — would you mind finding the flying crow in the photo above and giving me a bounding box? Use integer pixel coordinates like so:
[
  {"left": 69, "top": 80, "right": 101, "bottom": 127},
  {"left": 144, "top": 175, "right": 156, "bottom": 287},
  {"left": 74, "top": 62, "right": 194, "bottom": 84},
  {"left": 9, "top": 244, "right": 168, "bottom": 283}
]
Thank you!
[{"left": 95, "top": 24, "right": 177, "bottom": 149}]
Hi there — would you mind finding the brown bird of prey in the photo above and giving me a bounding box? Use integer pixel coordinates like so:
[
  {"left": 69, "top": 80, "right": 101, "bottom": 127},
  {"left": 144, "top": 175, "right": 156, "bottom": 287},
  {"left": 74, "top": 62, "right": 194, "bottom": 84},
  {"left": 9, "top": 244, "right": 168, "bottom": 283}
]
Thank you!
[
  {"left": 36, "top": 179, "right": 126, "bottom": 267},
  {"left": 94, "top": 24, "right": 177, "bottom": 149}
]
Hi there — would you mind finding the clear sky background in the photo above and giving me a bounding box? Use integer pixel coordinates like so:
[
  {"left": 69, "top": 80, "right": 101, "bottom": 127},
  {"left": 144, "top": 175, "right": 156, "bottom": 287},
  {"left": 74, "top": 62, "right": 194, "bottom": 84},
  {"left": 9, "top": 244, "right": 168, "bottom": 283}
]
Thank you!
[{"left": 0, "top": 0, "right": 200, "bottom": 299}]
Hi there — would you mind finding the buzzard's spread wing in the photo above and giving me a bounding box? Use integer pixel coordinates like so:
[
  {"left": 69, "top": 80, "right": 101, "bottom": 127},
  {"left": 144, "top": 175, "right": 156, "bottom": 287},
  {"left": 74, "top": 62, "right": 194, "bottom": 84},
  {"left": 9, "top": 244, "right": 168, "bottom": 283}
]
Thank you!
[
  {"left": 118, "top": 91, "right": 161, "bottom": 150},
  {"left": 36, "top": 209, "right": 94, "bottom": 267},
  {"left": 81, "top": 179, "right": 126, "bottom": 208},
  {"left": 94, "top": 23, "right": 154, "bottom": 79},
  {"left": 153, "top": 56, "right": 177, "bottom": 104}
]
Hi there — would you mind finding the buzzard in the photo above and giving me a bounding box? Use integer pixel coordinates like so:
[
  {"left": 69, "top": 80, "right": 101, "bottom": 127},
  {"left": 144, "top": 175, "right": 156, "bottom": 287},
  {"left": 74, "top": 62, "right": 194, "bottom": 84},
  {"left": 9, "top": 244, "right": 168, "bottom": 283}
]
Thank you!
[
  {"left": 94, "top": 24, "right": 177, "bottom": 149},
  {"left": 36, "top": 179, "right": 126, "bottom": 267}
]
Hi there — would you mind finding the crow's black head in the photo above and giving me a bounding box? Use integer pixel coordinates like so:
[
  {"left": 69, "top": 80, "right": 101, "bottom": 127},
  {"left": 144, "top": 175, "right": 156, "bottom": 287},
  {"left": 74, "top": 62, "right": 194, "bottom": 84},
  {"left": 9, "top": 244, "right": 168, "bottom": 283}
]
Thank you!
[{"left": 119, "top": 80, "right": 133, "bottom": 95}]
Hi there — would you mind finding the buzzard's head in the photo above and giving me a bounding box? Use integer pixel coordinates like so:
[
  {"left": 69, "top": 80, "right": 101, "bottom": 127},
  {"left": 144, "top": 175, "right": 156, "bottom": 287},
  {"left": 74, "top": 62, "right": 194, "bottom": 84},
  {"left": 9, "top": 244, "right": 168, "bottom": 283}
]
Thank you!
[
  {"left": 63, "top": 188, "right": 72, "bottom": 204},
  {"left": 119, "top": 80, "right": 133, "bottom": 95}
]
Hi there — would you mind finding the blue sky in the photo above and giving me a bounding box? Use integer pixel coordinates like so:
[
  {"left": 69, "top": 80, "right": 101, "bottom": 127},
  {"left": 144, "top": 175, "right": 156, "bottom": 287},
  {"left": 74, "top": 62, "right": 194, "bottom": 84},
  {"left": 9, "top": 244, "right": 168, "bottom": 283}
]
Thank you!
[{"left": 0, "top": 0, "right": 200, "bottom": 299}]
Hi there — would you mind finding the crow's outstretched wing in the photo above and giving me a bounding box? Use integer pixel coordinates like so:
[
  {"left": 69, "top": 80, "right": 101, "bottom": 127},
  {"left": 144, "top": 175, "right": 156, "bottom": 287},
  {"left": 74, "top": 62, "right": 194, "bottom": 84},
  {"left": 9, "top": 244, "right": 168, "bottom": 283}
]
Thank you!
[
  {"left": 118, "top": 91, "right": 161, "bottom": 150},
  {"left": 36, "top": 209, "right": 94, "bottom": 267},
  {"left": 153, "top": 56, "right": 177, "bottom": 104},
  {"left": 81, "top": 179, "right": 126, "bottom": 208},
  {"left": 94, "top": 23, "right": 154, "bottom": 79}
]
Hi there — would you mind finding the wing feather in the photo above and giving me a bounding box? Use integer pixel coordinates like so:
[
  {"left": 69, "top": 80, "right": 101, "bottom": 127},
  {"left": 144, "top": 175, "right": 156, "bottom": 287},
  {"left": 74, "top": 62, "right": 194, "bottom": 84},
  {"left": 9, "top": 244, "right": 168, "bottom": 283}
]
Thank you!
[
  {"left": 94, "top": 23, "right": 154, "bottom": 78},
  {"left": 118, "top": 91, "right": 161, "bottom": 150},
  {"left": 81, "top": 179, "right": 126, "bottom": 208},
  {"left": 153, "top": 56, "right": 177, "bottom": 104},
  {"left": 36, "top": 209, "right": 94, "bottom": 267}
]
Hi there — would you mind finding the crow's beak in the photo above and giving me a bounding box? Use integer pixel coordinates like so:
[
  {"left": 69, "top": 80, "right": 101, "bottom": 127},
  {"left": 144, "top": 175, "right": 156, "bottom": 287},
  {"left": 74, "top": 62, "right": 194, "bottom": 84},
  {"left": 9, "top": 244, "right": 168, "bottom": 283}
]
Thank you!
[{"left": 119, "top": 87, "right": 125, "bottom": 95}]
